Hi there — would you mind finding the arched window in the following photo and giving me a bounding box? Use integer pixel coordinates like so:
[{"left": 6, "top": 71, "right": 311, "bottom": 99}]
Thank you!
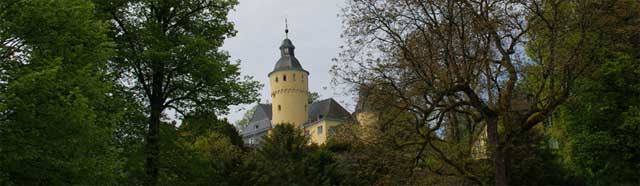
[
  {"left": 275, "top": 77, "right": 279, "bottom": 82},
  {"left": 278, "top": 105, "right": 281, "bottom": 111},
  {"left": 283, "top": 75, "right": 287, "bottom": 81}
]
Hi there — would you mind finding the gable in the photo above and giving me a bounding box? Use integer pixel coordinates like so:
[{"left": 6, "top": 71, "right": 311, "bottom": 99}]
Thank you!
[
  {"left": 307, "top": 98, "right": 352, "bottom": 124},
  {"left": 242, "top": 104, "right": 273, "bottom": 137}
]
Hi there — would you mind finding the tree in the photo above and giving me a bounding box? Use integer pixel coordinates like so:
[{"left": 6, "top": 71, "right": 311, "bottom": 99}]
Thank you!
[
  {"left": 94, "top": 0, "right": 261, "bottom": 184},
  {"left": 550, "top": 0, "right": 640, "bottom": 184},
  {"left": 0, "top": 0, "right": 123, "bottom": 184},
  {"left": 235, "top": 104, "right": 258, "bottom": 128},
  {"left": 244, "top": 124, "right": 341, "bottom": 185},
  {"left": 186, "top": 131, "right": 244, "bottom": 185},
  {"left": 309, "top": 92, "right": 321, "bottom": 104},
  {"left": 181, "top": 111, "right": 243, "bottom": 147},
  {"left": 334, "top": 0, "right": 591, "bottom": 184}
]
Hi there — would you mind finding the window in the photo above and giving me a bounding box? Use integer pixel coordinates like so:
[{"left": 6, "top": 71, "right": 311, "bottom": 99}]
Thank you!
[
  {"left": 304, "top": 130, "right": 310, "bottom": 137},
  {"left": 318, "top": 114, "right": 324, "bottom": 120},
  {"left": 305, "top": 104, "right": 307, "bottom": 112},
  {"left": 255, "top": 125, "right": 259, "bottom": 129},
  {"left": 278, "top": 105, "right": 281, "bottom": 111},
  {"left": 317, "top": 126, "right": 323, "bottom": 135},
  {"left": 293, "top": 74, "right": 296, "bottom": 81},
  {"left": 275, "top": 77, "right": 279, "bottom": 82},
  {"left": 283, "top": 75, "right": 287, "bottom": 81}
]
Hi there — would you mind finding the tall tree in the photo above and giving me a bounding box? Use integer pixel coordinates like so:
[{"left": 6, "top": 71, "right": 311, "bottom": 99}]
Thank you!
[
  {"left": 94, "top": 0, "right": 261, "bottom": 184},
  {"left": 0, "top": 0, "right": 123, "bottom": 184},
  {"left": 550, "top": 0, "right": 640, "bottom": 184},
  {"left": 245, "top": 124, "right": 341, "bottom": 185},
  {"left": 335, "top": 0, "right": 591, "bottom": 184}
]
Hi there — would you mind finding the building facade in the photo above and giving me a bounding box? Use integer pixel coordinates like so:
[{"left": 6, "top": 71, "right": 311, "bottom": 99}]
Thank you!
[{"left": 241, "top": 36, "right": 352, "bottom": 146}]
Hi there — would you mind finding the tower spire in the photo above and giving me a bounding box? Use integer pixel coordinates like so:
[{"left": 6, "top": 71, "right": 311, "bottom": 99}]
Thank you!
[{"left": 285, "top": 18, "right": 289, "bottom": 38}]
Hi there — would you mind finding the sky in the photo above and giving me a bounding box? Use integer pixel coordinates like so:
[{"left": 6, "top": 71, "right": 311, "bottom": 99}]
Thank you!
[{"left": 222, "top": 0, "right": 354, "bottom": 123}]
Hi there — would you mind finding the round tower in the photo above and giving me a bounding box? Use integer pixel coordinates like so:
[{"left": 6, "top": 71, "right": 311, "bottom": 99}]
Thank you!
[{"left": 269, "top": 37, "right": 309, "bottom": 128}]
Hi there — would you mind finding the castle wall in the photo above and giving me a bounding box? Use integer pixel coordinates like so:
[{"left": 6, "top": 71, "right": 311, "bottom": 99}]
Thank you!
[
  {"left": 269, "top": 70, "right": 309, "bottom": 128},
  {"left": 356, "top": 111, "right": 379, "bottom": 140},
  {"left": 305, "top": 119, "right": 342, "bottom": 144}
]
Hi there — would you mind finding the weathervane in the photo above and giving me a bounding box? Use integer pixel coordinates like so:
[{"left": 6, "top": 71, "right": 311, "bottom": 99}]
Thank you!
[{"left": 285, "top": 18, "right": 289, "bottom": 38}]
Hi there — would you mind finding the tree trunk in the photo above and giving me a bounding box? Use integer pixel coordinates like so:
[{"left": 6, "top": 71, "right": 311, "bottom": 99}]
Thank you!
[
  {"left": 486, "top": 116, "right": 507, "bottom": 185},
  {"left": 145, "top": 99, "right": 162, "bottom": 185}
]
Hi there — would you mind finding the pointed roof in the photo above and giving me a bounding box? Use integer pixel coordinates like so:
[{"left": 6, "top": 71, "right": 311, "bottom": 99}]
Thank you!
[
  {"left": 241, "top": 104, "right": 272, "bottom": 137},
  {"left": 307, "top": 98, "right": 353, "bottom": 125},
  {"left": 269, "top": 38, "right": 309, "bottom": 76}
]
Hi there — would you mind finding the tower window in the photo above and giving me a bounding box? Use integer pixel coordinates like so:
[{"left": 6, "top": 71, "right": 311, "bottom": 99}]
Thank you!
[
  {"left": 278, "top": 105, "right": 281, "bottom": 111},
  {"left": 293, "top": 74, "right": 296, "bottom": 81},
  {"left": 275, "top": 77, "right": 278, "bottom": 82},
  {"left": 283, "top": 75, "right": 287, "bottom": 81},
  {"left": 317, "top": 126, "right": 323, "bottom": 135}
]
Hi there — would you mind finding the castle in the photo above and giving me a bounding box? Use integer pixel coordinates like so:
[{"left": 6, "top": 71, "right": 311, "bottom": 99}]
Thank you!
[{"left": 240, "top": 34, "right": 353, "bottom": 146}]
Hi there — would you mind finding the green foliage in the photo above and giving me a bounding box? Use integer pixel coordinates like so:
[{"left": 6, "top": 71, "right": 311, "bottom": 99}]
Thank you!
[
  {"left": 1, "top": 0, "right": 639, "bottom": 185},
  {"left": 548, "top": 0, "right": 640, "bottom": 185},
  {"left": 91, "top": 0, "right": 261, "bottom": 183},
  {"left": 151, "top": 121, "right": 245, "bottom": 185},
  {"left": 507, "top": 127, "right": 579, "bottom": 185},
  {"left": 0, "top": 0, "right": 123, "bottom": 184},
  {"left": 95, "top": 0, "right": 262, "bottom": 114},
  {"left": 309, "top": 92, "right": 321, "bottom": 104},
  {"left": 235, "top": 104, "right": 258, "bottom": 128},
  {"left": 243, "top": 124, "right": 342, "bottom": 185},
  {"left": 181, "top": 111, "right": 243, "bottom": 147}
]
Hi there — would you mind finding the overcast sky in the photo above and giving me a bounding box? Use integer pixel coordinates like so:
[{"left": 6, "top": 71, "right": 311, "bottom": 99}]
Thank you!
[{"left": 222, "top": 0, "right": 354, "bottom": 123}]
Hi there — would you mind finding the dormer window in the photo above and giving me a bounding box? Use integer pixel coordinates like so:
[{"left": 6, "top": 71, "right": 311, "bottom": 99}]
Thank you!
[
  {"left": 255, "top": 125, "right": 259, "bottom": 129},
  {"left": 318, "top": 114, "right": 324, "bottom": 120}
]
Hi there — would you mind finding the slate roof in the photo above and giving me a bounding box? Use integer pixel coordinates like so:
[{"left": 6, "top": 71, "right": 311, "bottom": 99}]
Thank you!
[
  {"left": 241, "top": 104, "right": 273, "bottom": 137},
  {"left": 240, "top": 98, "right": 353, "bottom": 137},
  {"left": 306, "top": 98, "right": 353, "bottom": 127},
  {"left": 270, "top": 38, "right": 308, "bottom": 75}
]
